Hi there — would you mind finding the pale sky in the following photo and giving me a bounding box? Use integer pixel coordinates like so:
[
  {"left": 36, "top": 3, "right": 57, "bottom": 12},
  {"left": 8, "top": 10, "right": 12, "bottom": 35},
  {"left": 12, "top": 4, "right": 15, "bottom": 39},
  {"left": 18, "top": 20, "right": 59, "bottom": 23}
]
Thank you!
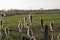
[{"left": 0, "top": 0, "right": 60, "bottom": 10}]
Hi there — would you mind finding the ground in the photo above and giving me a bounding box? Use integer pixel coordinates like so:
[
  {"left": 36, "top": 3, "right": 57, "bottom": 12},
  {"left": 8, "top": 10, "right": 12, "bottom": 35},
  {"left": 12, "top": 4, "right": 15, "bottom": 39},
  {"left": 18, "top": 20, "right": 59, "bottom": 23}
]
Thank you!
[{"left": 1, "top": 13, "right": 60, "bottom": 40}]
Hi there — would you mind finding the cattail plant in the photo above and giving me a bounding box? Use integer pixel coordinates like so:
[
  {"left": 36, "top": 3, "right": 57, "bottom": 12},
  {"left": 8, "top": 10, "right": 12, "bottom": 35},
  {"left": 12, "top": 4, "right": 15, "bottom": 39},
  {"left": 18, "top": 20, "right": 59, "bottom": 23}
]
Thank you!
[
  {"left": 50, "top": 21, "right": 55, "bottom": 32},
  {"left": 29, "top": 14, "right": 33, "bottom": 26},
  {"left": 51, "top": 33, "right": 55, "bottom": 40},
  {"left": 40, "top": 17, "right": 44, "bottom": 32},
  {"left": 18, "top": 21, "right": 22, "bottom": 32}
]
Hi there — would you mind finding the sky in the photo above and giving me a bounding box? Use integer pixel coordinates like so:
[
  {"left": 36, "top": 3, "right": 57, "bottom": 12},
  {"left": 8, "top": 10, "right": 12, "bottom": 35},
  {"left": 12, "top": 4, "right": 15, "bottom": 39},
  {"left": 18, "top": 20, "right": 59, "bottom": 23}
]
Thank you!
[{"left": 0, "top": 0, "right": 60, "bottom": 10}]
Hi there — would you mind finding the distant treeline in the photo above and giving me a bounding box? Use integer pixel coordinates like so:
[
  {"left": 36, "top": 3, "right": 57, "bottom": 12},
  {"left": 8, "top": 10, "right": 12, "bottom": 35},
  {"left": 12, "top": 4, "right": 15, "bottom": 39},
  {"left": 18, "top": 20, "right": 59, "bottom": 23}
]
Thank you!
[{"left": 0, "top": 9, "right": 60, "bottom": 16}]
